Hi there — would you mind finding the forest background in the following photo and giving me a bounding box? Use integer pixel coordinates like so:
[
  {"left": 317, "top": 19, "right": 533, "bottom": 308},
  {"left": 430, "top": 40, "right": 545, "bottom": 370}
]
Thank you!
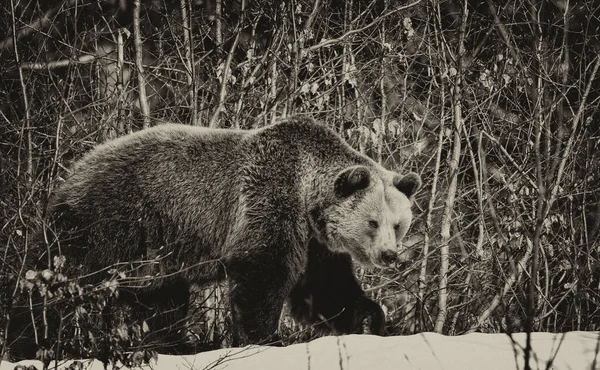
[{"left": 2, "top": 0, "right": 600, "bottom": 359}]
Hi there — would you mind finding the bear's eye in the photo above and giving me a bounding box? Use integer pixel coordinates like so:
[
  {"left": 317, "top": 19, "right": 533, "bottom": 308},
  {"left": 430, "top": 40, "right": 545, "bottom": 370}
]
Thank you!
[
  {"left": 394, "top": 224, "right": 400, "bottom": 231},
  {"left": 368, "top": 220, "right": 379, "bottom": 229}
]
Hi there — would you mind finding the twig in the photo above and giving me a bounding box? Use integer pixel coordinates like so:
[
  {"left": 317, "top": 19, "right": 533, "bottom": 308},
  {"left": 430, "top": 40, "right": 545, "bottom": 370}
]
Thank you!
[
  {"left": 342, "top": 0, "right": 363, "bottom": 125},
  {"left": 469, "top": 236, "right": 532, "bottom": 332},
  {"left": 302, "top": 0, "right": 423, "bottom": 54},
  {"left": 0, "top": 0, "right": 83, "bottom": 52},
  {"left": 434, "top": 0, "right": 467, "bottom": 334},
  {"left": 525, "top": 4, "right": 547, "bottom": 368},
  {"left": 462, "top": 124, "right": 485, "bottom": 258},
  {"left": 377, "top": 24, "right": 387, "bottom": 164},
  {"left": 180, "top": 0, "right": 197, "bottom": 125},
  {"left": 268, "top": 51, "right": 279, "bottom": 124},
  {"left": 417, "top": 1, "right": 445, "bottom": 332},
  {"left": 209, "top": 0, "right": 246, "bottom": 128},
  {"left": 133, "top": 0, "right": 150, "bottom": 128},
  {"left": 10, "top": 0, "right": 33, "bottom": 185},
  {"left": 548, "top": 1, "right": 571, "bottom": 185},
  {"left": 480, "top": 130, "right": 538, "bottom": 190},
  {"left": 546, "top": 53, "right": 600, "bottom": 215},
  {"left": 419, "top": 100, "right": 445, "bottom": 332},
  {"left": 215, "top": 0, "right": 222, "bottom": 46},
  {"left": 18, "top": 54, "right": 97, "bottom": 70},
  {"left": 113, "top": 28, "right": 126, "bottom": 132},
  {"left": 304, "top": 0, "right": 321, "bottom": 32},
  {"left": 289, "top": 0, "right": 300, "bottom": 115},
  {"left": 485, "top": 0, "right": 527, "bottom": 78},
  {"left": 28, "top": 292, "right": 39, "bottom": 346}
]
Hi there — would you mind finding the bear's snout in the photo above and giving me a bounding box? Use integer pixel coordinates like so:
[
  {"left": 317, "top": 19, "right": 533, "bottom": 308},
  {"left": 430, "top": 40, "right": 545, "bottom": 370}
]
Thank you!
[{"left": 379, "top": 249, "right": 398, "bottom": 266}]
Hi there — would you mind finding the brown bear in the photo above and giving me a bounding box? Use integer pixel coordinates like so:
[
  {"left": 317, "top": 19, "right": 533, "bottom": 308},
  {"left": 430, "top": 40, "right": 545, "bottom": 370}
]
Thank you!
[{"left": 9, "top": 116, "right": 420, "bottom": 356}]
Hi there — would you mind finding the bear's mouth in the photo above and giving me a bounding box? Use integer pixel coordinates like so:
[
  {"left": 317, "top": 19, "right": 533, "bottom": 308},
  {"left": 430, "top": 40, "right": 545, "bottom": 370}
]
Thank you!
[
  {"left": 329, "top": 232, "right": 379, "bottom": 268},
  {"left": 341, "top": 239, "right": 375, "bottom": 268}
]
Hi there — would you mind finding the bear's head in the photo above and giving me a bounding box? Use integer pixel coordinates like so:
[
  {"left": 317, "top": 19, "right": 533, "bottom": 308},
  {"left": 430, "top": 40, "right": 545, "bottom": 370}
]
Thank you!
[{"left": 321, "top": 166, "right": 421, "bottom": 268}]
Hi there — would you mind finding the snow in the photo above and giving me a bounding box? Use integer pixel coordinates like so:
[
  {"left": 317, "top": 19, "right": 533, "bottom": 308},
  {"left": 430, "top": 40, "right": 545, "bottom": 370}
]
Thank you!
[{"left": 3, "top": 331, "right": 599, "bottom": 370}]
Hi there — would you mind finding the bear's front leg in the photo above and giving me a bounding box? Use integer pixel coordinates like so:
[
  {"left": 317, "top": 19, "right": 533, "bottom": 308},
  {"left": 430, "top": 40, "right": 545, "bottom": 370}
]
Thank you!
[
  {"left": 289, "top": 239, "right": 385, "bottom": 335},
  {"left": 228, "top": 255, "right": 299, "bottom": 347}
]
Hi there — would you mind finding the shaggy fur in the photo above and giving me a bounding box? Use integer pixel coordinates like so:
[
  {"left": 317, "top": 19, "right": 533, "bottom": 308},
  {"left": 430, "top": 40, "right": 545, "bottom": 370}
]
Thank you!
[{"left": 9, "top": 116, "right": 420, "bottom": 356}]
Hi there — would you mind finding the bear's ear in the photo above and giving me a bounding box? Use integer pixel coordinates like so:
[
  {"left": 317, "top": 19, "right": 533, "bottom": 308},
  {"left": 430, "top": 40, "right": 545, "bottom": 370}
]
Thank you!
[
  {"left": 335, "top": 166, "right": 371, "bottom": 197},
  {"left": 393, "top": 172, "right": 421, "bottom": 198}
]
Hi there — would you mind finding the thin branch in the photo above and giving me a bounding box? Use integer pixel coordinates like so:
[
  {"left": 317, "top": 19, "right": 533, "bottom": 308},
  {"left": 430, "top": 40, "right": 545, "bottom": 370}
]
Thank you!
[
  {"left": 480, "top": 130, "right": 538, "bottom": 190},
  {"left": 18, "top": 54, "right": 97, "bottom": 70},
  {"left": 180, "top": 0, "right": 197, "bottom": 125},
  {"left": 302, "top": 0, "right": 423, "bottom": 54},
  {"left": 434, "top": 0, "right": 467, "bottom": 334},
  {"left": 485, "top": 0, "right": 528, "bottom": 77},
  {"left": 0, "top": 0, "right": 84, "bottom": 52},
  {"left": 215, "top": 0, "right": 222, "bottom": 47},
  {"left": 303, "top": 0, "right": 321, "bottom": 33},
  {"left": 209, "top": 0, "right": 246, "bottom": 128},
  {"left": 526, "top": 4, "right": 546, "bottom": 366},
  {"left": 547, "top": 0, "right": 570, "bottom": 185},
  {"left": 10, "top": 0, "right": 32, "bottom": 185},
  {"left": 462, "top": 124, "right": 485, "bottom": 258},
  {"left": 469, "top": 236, "right": 533, "bottom": 332},
  {"left": 133, "top": 0, "right": 151, "bottom": 128},
  {"left": 377, "top": 26, "right": 387, "bottom": 164},
  {"left": 546, "top": 53, "right": 600, "bottom": 214},
  {"left": 116, "top": 29, "right": 126, "bottom": 130},
  {"left": 419, "top": 86, "right": 446, "bottom": 332}
]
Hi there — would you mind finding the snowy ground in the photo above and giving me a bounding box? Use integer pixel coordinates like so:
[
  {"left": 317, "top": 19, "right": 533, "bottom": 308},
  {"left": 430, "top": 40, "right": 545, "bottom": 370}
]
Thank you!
[{"left": 3, "top": 331, "right": 599, "bottom": 370}]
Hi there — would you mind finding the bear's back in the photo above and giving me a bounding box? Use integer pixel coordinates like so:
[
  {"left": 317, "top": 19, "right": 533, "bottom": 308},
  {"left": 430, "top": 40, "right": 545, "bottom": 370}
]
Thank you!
[
  {"left": 53, "top": 124, "right": 247, "bottom": 204},
  {"left": 47, "top": 124, "right": 253, "bottom": 273}
]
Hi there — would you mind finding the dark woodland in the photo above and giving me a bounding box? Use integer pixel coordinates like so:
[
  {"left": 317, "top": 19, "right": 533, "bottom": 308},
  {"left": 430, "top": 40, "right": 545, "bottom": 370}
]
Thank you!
[{"left": 2, "top": 0, "right": 600, "bottom": 365}]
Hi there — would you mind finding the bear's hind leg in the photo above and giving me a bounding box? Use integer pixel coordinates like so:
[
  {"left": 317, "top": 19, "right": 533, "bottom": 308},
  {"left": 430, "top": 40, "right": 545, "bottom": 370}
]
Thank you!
[{"left": 121, "top": 279, "right": 192, "bottom": 354}]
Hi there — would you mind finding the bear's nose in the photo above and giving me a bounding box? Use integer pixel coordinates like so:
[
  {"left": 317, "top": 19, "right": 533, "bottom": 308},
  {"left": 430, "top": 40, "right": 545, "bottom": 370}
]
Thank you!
[{"left": 380, "top": 250, "right": 398, "bottom": 265}]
